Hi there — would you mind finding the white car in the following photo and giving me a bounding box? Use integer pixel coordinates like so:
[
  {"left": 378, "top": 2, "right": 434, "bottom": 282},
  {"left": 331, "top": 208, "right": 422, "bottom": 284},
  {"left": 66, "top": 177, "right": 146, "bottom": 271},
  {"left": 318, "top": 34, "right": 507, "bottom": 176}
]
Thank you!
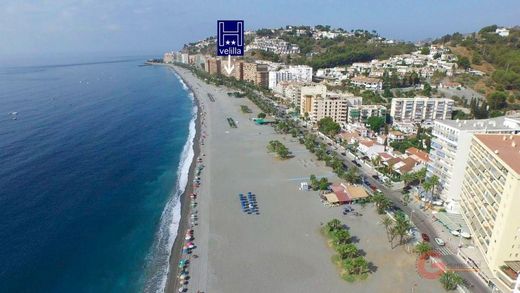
[{"left": 434, "top": 237, "right": 445, "bottom": 246}]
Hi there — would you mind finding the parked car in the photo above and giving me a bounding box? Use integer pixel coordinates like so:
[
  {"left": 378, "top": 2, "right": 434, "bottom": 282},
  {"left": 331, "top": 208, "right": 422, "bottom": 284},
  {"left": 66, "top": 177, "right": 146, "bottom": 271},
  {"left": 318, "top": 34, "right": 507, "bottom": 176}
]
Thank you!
[
  {"left": 372, "top": 174, "right": 379, "bottom": 180},
  {"left": 402, "top": 185, "right": 412, "bottom": 192},
  {"left": 340, "top": 152, "right": 346, "bottom": 156},
  {"left": 434, "top": 237, "right": 445, "bottom": 246},
  {"left": 421, "top": 233, "right": 430, "bottom": 242},
  {"left": 432, "top": 200, "right": 444, "bottom": 206}
]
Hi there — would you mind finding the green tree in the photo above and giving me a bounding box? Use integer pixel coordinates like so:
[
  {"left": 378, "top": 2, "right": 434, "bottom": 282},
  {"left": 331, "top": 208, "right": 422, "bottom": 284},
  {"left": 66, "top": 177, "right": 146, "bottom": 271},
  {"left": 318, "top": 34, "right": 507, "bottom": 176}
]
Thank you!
[
  {"left": 318, "top": 117, "right": 341, "bottom": 137},
  {"left": 422, "top": 82, "right": 432, "bottom": 96},
  {"left": 415, "top": 242, "right": 432, "bottom": 259},
  {"left": 318, "top": 177, "right": 330, "bottom": 190},
  {"left": 367, "top": 116, "right": 385, "bottom": 133},
  {"left": 326, "top": 218, "right": 342, "bottom": 232},
  {"left": 457, "top": 56, "right": 471, "bottom": 69},
  {"left": 393, "top": 213, "right": 412, "bottom": 245},
  {"left": 332, "top": 228, "right": 351, "bottom": 246},
  {"left": 414, "top": 167, "right": 427, "bottom": 185},
  {"left": 439, "top": 271, "right": 464, "bottom": 291},
  {"left": 420, "top": 47, "right": 430, "bottom": 55},
  {"left": 257, "top": 112, "right": 266, "bottom": 118},
  {"left": 372, "top": 192, "right": 391, "bottom": 214},
  {"left": 343, "top": 166, "right": 361, "bottom": 184},
  {"left": 351, "top": 256, "right": 369, "bottom": 275},
  {"left": 487, "top": 91, "right": 508, "bottom": 110},
  {"left": 381, "top": 216, "right": 393, "bottom": 242},
  {"left": 337, "top": 243, "right": 359, "bottom": 259},
  {"left": 401, "top": 172, "right": 415, "bottom": 186}
]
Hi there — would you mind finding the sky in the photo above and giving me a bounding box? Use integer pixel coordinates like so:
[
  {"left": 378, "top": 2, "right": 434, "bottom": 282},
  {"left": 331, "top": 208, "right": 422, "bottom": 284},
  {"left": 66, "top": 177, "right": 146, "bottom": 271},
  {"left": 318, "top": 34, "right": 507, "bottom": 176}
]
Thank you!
[{"left": 0, "top": 0, "right": 519, "bottom": 59}]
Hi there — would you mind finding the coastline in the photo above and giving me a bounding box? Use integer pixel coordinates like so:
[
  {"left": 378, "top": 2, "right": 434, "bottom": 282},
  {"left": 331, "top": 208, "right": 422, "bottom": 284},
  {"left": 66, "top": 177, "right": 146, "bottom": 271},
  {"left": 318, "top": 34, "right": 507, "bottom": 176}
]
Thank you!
[{"left": 164, "top": 64, "right": 202, "bottom": 293}]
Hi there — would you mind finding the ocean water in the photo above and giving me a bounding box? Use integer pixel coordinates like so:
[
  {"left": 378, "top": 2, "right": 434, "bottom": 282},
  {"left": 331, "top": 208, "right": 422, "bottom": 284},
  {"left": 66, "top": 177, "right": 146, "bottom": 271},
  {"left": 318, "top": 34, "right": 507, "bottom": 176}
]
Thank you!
[{"left": 0, "top": 58, "right": 195, "bottom": 292}]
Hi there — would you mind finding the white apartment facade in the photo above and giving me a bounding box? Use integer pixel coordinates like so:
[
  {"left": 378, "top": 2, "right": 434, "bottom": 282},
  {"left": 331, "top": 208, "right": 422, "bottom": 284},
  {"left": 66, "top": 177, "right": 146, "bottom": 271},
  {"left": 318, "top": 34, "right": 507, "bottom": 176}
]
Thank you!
[
  {"left": 427, "top": 117, "right": 520, "bottom": 213},
  {"left": 268, "top": 65, "right": 313, "bottom": 89},
  {"left": 347, "top": 105, "right": 387, "bottom": 124},
  {"left": 390, "top": 97, "right": 454, "bottom": 123},
  {"left": 460, "top": 134, "right": 520, "bottom": 292}
]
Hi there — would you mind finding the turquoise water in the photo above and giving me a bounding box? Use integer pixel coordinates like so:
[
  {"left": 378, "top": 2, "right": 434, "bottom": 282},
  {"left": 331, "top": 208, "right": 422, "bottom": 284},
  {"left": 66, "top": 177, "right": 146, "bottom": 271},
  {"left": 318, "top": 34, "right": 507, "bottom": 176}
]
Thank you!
[{"left": 0, "top": 58, "right": 194, "bottom": 292}]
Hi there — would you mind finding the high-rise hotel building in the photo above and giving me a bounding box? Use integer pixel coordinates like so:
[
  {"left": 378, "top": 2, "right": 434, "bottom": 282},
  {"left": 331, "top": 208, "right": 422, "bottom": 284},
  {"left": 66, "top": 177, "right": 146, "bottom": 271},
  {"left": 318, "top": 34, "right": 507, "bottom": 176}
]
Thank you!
[{"left": 460, "top": 134, "right": 520, "bottom": 292}]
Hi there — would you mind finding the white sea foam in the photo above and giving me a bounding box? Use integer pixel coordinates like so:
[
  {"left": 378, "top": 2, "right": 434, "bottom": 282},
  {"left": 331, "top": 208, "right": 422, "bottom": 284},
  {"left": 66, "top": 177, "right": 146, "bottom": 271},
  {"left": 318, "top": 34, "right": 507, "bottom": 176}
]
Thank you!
[{"left": 143, "top": 71, "right": 197, "bottom": 293}]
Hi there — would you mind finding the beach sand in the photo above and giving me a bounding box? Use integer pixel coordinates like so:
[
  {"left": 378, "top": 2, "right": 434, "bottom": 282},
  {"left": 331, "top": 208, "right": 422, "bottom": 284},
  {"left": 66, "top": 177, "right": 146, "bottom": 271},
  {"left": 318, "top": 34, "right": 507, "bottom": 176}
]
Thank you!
[{"left": 166, "top": 66, "right": 444, "bottom": 293}]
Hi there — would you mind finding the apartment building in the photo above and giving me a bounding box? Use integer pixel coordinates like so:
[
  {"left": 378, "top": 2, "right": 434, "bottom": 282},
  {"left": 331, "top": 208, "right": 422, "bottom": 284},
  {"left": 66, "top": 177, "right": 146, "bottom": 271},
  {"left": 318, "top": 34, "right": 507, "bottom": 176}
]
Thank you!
[
  {"left": 268, "top": 65, "right": 313, "bottom": 89},
  {"left": 205, "top": 58, "right": 221, "bottom": 75},
  {"left": 427, "top": 117, "right": 520, "bottom": 213},
  {"left": 390, "top": 97, "right": 453, "bottom": 123},
  {"left": 347, "top": 105, "right": 387, "bottom": 124},
  {"left": 163, "top": 52, "right": 175, "bottom": 64},
  {"left": 300, "top": 85, "right": 354, "bottom": 124},
  {"left": 460, "top": 134, "right": 520, "bottom": 292}
]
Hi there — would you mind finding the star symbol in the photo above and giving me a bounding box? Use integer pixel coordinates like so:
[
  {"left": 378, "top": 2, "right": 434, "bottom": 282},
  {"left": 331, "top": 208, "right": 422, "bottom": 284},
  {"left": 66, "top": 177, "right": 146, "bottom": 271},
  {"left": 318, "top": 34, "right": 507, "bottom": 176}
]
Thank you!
[
  {"left": 231, "top": 40, "right": 236, "bottom": 45},
  {"left": 226, "top": 40, "right": 230, "bottom": 45}
]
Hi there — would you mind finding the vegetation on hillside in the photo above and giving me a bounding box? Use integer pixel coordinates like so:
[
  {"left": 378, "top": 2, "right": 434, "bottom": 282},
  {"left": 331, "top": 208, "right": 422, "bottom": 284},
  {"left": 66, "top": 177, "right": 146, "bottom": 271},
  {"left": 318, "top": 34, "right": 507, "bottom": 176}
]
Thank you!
[{"left": 434, "top": 25, "right": 520, "bottom": 105}]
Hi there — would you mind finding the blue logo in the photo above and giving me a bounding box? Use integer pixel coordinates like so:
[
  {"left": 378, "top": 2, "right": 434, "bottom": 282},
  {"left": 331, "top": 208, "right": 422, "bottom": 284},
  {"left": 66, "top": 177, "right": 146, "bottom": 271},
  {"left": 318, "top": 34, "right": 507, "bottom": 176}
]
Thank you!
[{"left": 217, "top": 20, "right": 244, "bottom": 56}]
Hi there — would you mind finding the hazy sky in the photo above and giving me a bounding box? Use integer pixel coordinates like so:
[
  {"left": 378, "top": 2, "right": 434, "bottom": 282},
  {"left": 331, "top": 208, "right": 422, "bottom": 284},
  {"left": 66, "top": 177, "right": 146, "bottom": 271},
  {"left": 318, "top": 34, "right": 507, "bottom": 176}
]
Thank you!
[{"left": 1, "top": 0, "right": 519, "bottom": 58}]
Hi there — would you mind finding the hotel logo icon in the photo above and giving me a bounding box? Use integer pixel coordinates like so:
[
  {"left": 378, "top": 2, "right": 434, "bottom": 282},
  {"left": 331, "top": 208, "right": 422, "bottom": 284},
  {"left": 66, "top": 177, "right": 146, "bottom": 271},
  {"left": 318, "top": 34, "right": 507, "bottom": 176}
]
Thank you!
[{"left": 217, "top": 20, "right": 244, "bottom": 56}]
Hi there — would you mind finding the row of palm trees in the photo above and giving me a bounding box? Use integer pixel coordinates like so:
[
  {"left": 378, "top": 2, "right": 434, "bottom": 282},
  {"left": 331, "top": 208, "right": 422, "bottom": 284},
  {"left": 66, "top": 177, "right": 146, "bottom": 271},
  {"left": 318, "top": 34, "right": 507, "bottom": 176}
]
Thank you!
[
  {"left": 324, "top": 219, "right": 370, "bottom": 281},
  {"left": 178, "top": 63, "right": 279, "bottom": 115},
  {"left": 266, "top": 140, "right": 290, "bottom": 159}
]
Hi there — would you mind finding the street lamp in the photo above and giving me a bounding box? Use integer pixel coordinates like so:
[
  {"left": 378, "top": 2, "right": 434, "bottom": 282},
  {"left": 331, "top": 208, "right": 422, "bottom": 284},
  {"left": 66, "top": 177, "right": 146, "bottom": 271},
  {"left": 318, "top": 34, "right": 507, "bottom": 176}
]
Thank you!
[{"left": 457, "top": 225, "right": 463, "bottom": 256}]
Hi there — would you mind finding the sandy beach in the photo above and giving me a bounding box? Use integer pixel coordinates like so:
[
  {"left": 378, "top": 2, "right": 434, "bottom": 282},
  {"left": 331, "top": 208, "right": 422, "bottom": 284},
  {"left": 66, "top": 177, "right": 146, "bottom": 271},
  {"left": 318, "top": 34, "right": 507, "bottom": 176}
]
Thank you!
[{"left": 166, "top": 65, "right": 444, "bottom": 293}]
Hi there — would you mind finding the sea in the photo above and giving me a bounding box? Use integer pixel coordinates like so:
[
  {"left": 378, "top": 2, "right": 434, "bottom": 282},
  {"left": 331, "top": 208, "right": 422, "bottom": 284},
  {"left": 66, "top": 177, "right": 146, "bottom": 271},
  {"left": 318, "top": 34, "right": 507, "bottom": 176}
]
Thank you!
[{"left": 0, "top": 56, "right": 196, "bottom": 293}]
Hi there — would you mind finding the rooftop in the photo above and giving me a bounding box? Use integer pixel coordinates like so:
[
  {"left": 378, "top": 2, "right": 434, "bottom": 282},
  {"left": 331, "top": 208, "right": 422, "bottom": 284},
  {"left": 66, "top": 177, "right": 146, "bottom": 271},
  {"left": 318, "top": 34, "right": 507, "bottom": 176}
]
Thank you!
[
  {"left": 406, "top": 147, "right": 430, "bottom": 163},
  {"left": 436, "top": 116, "right": 520, "bottom": 132},
  {"left": 475, "top": 134, "right": 520, "bottom": 174}
]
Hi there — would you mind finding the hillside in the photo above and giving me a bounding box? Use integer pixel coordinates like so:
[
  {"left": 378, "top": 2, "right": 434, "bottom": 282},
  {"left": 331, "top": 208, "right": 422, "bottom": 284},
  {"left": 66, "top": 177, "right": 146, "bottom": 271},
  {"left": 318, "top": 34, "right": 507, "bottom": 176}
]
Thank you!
[{"left": 435, "top": 25, "right": 520, "bottom": 100}]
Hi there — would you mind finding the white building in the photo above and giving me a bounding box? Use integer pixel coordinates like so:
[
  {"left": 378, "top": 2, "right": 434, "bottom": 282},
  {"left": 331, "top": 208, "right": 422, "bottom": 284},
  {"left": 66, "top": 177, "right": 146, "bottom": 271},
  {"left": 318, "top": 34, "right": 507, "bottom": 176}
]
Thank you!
[
  {"left": 347, "top": 105, "right": 387, "bottom": 124},
  {"left": 496, "top": 27, "right": 510, "bottom": 37},
  {"left": 268, "top": 65, "right": 313, "bottom": 89},
  {"left": 350, "top": 76, "right": 382, "bottom": 90},
  {"left": 390, "top": 97, "right": 454, "bottom": 123},
  {"left": 427, "top": 116, "right": 520, "bottom": 213}
]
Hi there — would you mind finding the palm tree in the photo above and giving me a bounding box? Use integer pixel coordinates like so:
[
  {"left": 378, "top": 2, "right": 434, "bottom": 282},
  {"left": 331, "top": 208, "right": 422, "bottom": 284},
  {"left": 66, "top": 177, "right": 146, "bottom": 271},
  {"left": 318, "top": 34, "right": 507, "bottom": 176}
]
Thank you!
[
  {"left": 332, "top": 228, "right": 351, "bottom": 246},
  {"left": 326, "top": 218, "right": 342, "bottom": 232},
  {"left": 422, "top": 180, "right": 433, "bottom": 199},
  {"left": 429, "top": 175, "right": 440, "bottom": 198},
  {"left": 439, "top": 271, "right": 464, "bottom": 291},
  {"left": 336, "top": 243, "right": 358, "bottom": 259},
  {"left": 342, "top": 258, "right": 355, "bottom": 274},
  {"left": 352, "top": 256, "right": 369, "bottom": 275},
  {"left": 372, "top": 192, "right": 391, "bottom": 214},
  {"left": 415, "top": 242, "right": 432, "bottom": 259},
  {"left": 371, "top": 155, "right": 382, "bottom": 168},
  {"left": 381, "top": 216, "right": 393, "bottom": 242},
  {"left": 343, "top": 167, "right": 361, "bottom": 184},
  {"left": 401, "top": 172, "right": 415, "bottom": 186},
  {"left": 415, "top": 167, "right": 427, "bottom": 185},
  {"left": 394, "top": 214, "right": 412, "bottom": 246}
]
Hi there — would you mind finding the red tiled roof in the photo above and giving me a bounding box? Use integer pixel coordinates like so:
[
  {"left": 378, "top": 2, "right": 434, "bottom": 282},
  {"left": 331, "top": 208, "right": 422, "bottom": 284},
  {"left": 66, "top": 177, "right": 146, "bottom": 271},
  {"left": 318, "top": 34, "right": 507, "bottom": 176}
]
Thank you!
[
  {"left": 331, "top": 183, "right": 350, "bottom": 202},
  {"left": 406, "top": 147, "right": 430, "bottom": 162}
]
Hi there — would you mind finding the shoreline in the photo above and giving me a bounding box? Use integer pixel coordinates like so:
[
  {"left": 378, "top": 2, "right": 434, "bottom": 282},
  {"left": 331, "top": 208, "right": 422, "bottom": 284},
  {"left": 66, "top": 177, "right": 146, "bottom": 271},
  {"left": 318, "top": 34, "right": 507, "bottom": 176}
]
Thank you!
[{"left": 163, "top": 64, "right": 202, "bottom": 293}]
